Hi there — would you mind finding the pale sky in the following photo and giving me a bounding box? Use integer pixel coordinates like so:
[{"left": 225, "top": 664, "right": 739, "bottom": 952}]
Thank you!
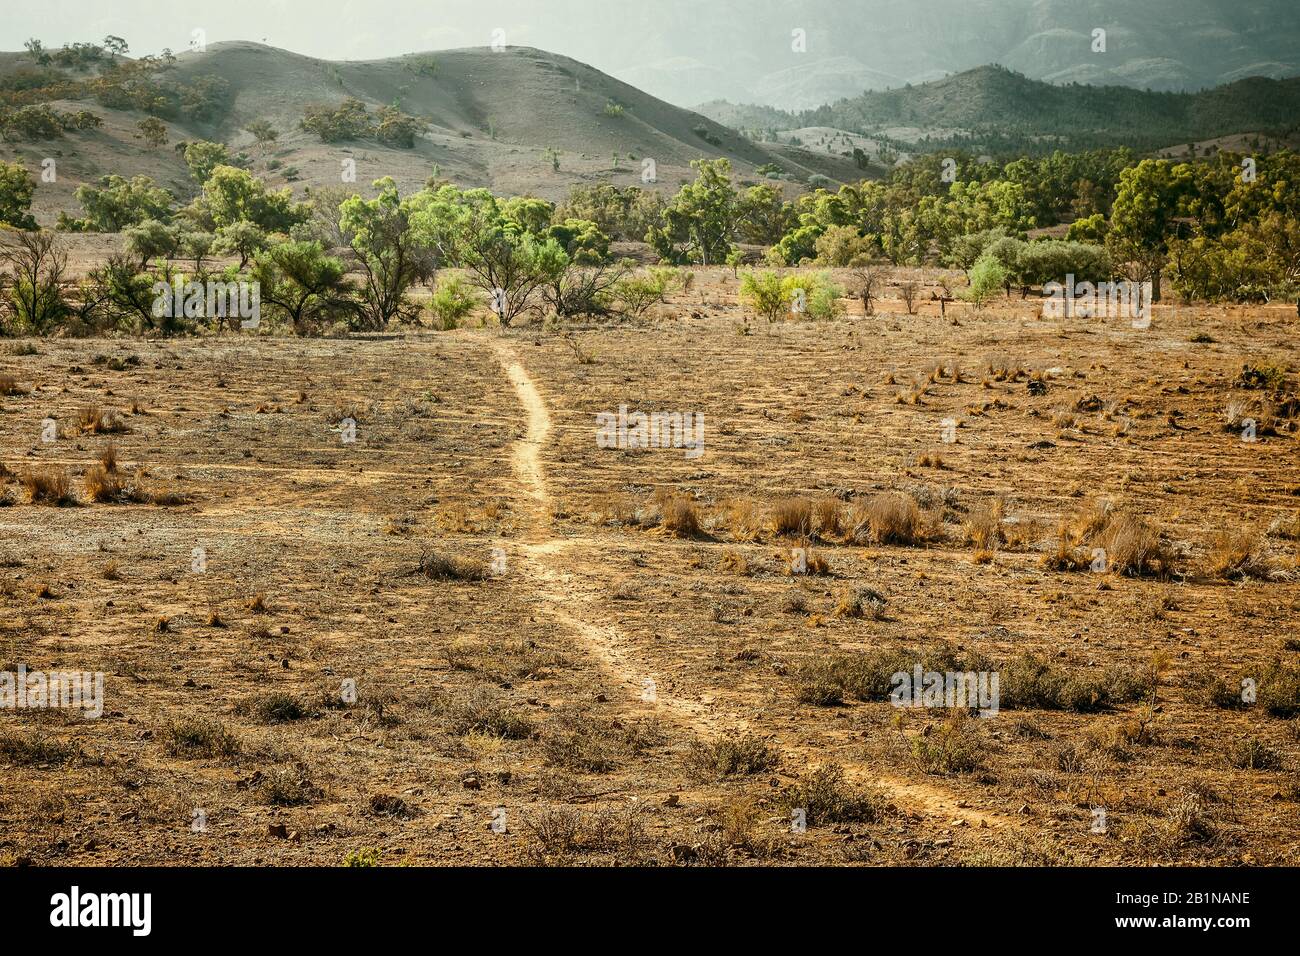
[{"left": 1, "top": 1, "right": 631, "bottom": 62}]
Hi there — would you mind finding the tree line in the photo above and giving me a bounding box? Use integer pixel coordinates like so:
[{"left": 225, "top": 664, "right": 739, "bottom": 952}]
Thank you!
[{"left": 1, "top": 137, "right": 1297, "bottom": 337}]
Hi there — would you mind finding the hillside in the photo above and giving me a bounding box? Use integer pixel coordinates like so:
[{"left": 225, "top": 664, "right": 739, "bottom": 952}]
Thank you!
[
  {"left": 699, "top": 66, "right": 1300, "bottom": 154},
  {"left": 1, "top": 42, "right": 848, "bottom": 226}
]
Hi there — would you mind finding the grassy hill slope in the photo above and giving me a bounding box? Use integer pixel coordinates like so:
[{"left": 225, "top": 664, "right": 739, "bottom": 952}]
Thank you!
[{"left": 2, "top": 41, "right": 844, "bottom": 225}]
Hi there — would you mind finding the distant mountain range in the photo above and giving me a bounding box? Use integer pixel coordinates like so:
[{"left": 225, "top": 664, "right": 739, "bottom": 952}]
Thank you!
[
  {"left": 698, "top": 66, "right": 1300, "bottom": 153},
  {"left": 589, "top": 0, "right": 1300, "bottom": 110}
]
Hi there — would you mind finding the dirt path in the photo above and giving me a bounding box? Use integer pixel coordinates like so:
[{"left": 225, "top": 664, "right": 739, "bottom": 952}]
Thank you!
[{"left": 487, "top": 335, "right": 1012, "bottom": 831}]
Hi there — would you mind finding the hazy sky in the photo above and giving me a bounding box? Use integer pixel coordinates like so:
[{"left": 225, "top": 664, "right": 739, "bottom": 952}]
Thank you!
[{"left": 0, "top": 1, "right": 633, "bottom": 61}]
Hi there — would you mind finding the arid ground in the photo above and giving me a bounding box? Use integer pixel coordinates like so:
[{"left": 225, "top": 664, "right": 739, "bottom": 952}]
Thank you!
[{"left": 2, "top": 268, "right": 1299, "bottom": 866}]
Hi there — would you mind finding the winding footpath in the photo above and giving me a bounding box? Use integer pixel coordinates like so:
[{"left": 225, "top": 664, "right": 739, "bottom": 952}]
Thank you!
[{"left": 488, "top": 336, "right": 1013, "bottom": 831}]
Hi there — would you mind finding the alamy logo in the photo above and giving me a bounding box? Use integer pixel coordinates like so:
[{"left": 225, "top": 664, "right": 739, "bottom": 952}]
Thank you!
[
  {"left": 596, "top": 405, "right": 705, "bottom": 459},
  {"left": 1041, "top": 274, "right": 1151, "bottom": 327},
  {"left": 50, "top": 886, "right": 151, "bottom": 936},
  {"left": 0, "top": 665, "right": 103, "bottom": 718},
  {"left": 890, "top": 665, "right": 1000, "bottom": 717},
  {"left": 152, "top": 278, "right": 261, "bottom": 328}
]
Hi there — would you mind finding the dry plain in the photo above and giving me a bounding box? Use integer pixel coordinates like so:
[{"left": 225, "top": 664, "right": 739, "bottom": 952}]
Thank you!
[{"left": 2, "top": 268, "right": 1299, "bottom": 866}]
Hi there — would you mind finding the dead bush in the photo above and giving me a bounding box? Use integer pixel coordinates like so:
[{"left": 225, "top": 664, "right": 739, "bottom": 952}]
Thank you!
[
  {"left": 22, "top": 467, "right": 75, "bottom": 505},
  {"left": 418, "top": 551, "right": 488, "bottom": 581},
  {"left": 910, "top": 712, "right": 985, "bottom": 775},
  {"left": 77, "top": 405, "right": 127, "bottom": 435},
  {"left": 964, "top": 498, "right": 1005, "bottom": 551},
  {"left": 779, "top": 764, "right": 883, "bottom": 826},
  {"left": 848, "top": 492, "right": 926, "bottom": 545},
  {"left": 657, "top": 493, "right": 703, "bottom": 537},
  {"left": 687, "top": 734, "right": 780, "bottom": 778},
  {"left": 770, "top": 497, "right": 814, "bottom": 537},
  {"left": 1207, "top": 529, "right": 1286, "bottom": 581},
  {"left": 160, "top": 718, "right": 241, "bottom": 759}
]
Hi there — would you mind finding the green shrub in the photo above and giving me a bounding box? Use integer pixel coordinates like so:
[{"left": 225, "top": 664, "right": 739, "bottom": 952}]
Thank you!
[
  {"left": 342, "top": 847, "right": 382, "bottom": 867},
  {"left": 739, "top": 270, "right": 785, "bottom": 322},
  {"left": 428, "top": 274, "right": 477, "bottom": 330},
  {"left": 814, "top": 224, "right": 874, "bottom": 267},
  {"left": 781, "top": 271, "right": 844, "bottom": 320},
  {"left": 613, "top": 274, "right": 666, "bottom": 318},
  {"left": 966, "top": 252, "right": 1008, "bottom": 307}
]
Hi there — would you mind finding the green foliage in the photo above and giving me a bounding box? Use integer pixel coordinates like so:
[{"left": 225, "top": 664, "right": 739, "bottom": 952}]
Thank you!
[
  {"left": 202, "top": 165, "right": 305, "bottom": 233},
  {"left": 1067, "top": 213, "right": 1109, "bottom": 244},
  {"left": 0, "top": 161, "right": 37, "bottom": 229},
  {"left": 946, "top": 228, "right": 1007, "bottom": 270},
  {"left": 738, "top": 270, "right": 785, "bottom": 322},
  {"left": 122, "top": 218, "right": 180, "bottom": 266},
  {"left": 51, "top": 41, "right": 106, "bottom": 70},
  {"left": 408, "top": 183, "right": 564, "bottom": 326},
  {"left": 0, "top": 105, "right": 76, "bottom": 141},
  {"left": 338, "top": 177, "right": 436, "bottom": 329},
  {"left": 84, "top": 255, "right": 188, "bottom": 335},
  {"left": 176, "top": 75, "right": 231, "bottom": 123},
  {"left": 555, "top": 184, "right": 664, "bottom": 242},
  {"left": 183, "top": 141, "right": 248, "bottom": 183},
  {"left": 1106, "top": 158, "right": 1200, "bottom": 297},
  {"left": 1018, "top": 240, "right": 1112, "bottom": 285},
  {"left": 213, "top": 221, "right": 269, "bottom": 268},
  {"left": 1168, "top": 219, "right": 1300, "bottom": 302},
  {"left": 0, "top": 232, "right": 68, "bottom": 334},
  {"left": 500, "top": 196, "right": 554, "bottom": 236},
  {"left": 59, "top": 174, "right": 173, "bottom": 232},
  {"left": 134, "top": 117, "right": 167, "bottom": 148},
  {"left": 179, "top": 230, "right": 215, "bottom": 270},
  {"left": 647, "top": 158, "right": 742, "bottom": 266},
  {"left": 22, "top": 39, "right": 51, "bottom": 66},
  {"left": 742, "top": 268, "right": 845, "bottom": 319},
  {"left": 546, "top": 218, "right": 609, "bottom": 264},
  {"left": 768, "top": 222, "right": 822, "bottom": 266},
  {"left": 737, "top": 182, "right": 796, "bottom": 245},
  {"left": 300, "top": 98, "right": 424, "bottom": 147},
  {"left": 428, "top": 274, "right": 477, "bottom": 329},
  {"left": 967, "top": 252, "right": 1009, "bottom": 306},
  {"left": 1164, "top": 152, "right": 1300, "bottom": 301},
  {"left": 374, "top": 105, "right": 425, "bottom": 148},
  {"left": 814, "top": 224, "right": 875, "bottom": 266},
  {"left": 244, "top": 120, "right": 278, "bottom": 146},
  {"left": 251, "top": 240, "right": 355, "bottom": 334},
  {"left": 783, "top": 271, "right": 845, "bottom": 320},
  {"left": 611, "top": 272, "right": 667, "bottom": 319}
]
